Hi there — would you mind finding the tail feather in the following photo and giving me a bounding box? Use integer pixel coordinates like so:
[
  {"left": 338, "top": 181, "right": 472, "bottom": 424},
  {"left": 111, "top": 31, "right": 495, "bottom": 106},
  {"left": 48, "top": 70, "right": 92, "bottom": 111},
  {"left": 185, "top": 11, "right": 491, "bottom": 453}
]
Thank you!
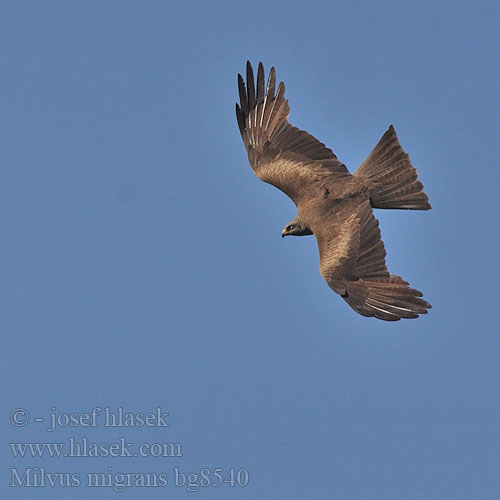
[
  {"left": 355, "top": 125, "right": 431, "bottom": 210},
  {"left": 344, "top": 274, "right": 431, "bottom": 321}
]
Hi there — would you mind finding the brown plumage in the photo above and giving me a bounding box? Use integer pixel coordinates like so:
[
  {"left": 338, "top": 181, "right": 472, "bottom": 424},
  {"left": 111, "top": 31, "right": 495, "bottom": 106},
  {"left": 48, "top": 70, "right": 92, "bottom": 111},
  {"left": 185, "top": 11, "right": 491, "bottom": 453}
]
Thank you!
[{"left": 236, "top": 62, "right": 431, "bottom": 321}]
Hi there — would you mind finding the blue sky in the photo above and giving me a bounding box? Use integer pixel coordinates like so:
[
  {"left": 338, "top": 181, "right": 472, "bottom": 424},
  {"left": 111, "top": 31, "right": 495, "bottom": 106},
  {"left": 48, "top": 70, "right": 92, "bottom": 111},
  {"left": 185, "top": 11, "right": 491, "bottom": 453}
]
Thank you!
[{"left": 1, "top": 1, "right": 499, "bottom": 499}]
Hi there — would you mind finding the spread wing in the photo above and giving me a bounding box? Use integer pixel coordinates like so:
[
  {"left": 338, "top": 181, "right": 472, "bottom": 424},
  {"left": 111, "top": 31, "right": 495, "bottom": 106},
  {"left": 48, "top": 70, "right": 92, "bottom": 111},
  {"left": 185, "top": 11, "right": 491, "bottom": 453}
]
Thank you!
[
  {"left": 236, "top": 61, "right": 351, "bottom": 205},
  {"left": 317, "top": 201, "right": 431, "bottom": 321}
]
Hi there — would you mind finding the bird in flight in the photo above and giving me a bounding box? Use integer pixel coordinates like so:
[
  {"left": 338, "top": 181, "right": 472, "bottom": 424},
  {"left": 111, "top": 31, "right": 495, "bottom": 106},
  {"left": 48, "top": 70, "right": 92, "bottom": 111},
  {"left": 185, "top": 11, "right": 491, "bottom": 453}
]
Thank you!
[{"left": 235, "top": 61, "right": 432, "bottom": 321}]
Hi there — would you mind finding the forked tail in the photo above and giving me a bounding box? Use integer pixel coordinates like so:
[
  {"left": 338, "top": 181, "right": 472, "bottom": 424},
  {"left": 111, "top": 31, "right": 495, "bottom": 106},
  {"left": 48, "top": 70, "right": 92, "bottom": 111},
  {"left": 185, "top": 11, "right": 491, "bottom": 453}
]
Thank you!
[{"left": 355, "top": 126, "right": 431, "bottom": 210}]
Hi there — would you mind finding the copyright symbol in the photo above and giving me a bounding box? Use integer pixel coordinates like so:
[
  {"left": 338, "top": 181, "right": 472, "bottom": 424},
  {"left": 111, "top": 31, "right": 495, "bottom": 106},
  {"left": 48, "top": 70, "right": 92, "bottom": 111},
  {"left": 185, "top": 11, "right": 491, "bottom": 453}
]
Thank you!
[{"left": 11, "top": 408, "right": 29, "bottom": 426}]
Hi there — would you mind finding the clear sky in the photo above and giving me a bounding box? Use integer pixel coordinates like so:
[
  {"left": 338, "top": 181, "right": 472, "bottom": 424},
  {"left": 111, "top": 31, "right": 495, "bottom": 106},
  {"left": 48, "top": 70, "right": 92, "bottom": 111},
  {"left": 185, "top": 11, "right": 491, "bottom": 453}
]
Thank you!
[{"left": 2, "top": 1, "right": 499, "bottom": 499}]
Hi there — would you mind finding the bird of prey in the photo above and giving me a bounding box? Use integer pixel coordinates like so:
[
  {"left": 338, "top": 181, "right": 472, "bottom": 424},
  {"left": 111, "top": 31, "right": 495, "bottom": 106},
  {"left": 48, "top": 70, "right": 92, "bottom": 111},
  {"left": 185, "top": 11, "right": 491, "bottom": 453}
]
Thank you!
[{"left": 235, "top": 61, "right": 432, "bottom": 321}]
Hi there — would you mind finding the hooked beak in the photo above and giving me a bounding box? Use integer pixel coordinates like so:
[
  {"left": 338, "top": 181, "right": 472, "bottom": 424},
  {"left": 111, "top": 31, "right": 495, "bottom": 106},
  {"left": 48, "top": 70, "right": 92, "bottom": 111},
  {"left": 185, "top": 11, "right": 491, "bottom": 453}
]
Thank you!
[{"left": 281, "top": 228, "right": 289, "bottom": 238}]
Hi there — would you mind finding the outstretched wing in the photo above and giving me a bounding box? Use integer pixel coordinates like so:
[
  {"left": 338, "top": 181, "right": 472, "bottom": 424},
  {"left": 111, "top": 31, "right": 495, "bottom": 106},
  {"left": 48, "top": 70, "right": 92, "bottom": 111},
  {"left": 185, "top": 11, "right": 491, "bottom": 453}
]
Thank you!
[
  {"left": 317, "top": 201, "right": 431, "bottom": 321},
  {"left": 236, "top": 61, "right": 350, "bottom": 205}
]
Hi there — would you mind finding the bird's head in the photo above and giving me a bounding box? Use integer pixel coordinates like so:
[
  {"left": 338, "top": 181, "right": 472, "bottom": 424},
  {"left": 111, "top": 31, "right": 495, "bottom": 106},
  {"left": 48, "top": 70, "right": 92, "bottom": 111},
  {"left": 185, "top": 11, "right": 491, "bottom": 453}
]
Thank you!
[{"left": 282, "top": 218, "right": 313, "bottom": 238}]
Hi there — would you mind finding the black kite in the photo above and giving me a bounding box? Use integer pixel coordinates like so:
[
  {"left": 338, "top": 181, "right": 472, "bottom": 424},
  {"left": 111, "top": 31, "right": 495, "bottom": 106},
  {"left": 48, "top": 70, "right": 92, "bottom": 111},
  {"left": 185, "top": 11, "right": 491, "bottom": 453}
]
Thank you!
[{"left": 236, "top": 62, "right": 431, "bottom": 321}]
